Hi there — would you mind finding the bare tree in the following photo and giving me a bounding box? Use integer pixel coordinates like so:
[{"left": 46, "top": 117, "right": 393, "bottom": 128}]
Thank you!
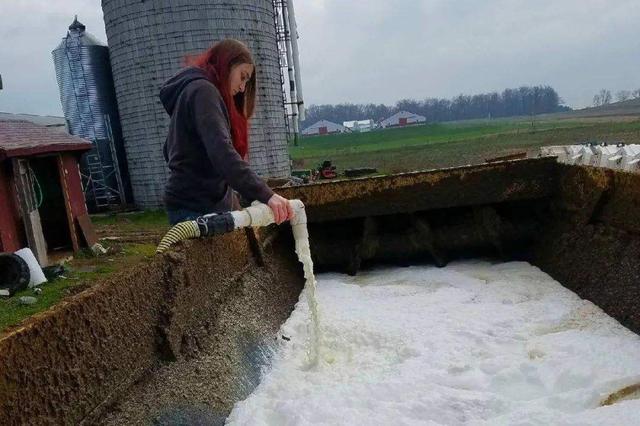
[
  {"left": 593, "top": 89, "right": 612, "bottom": 106},
  {"left": 632, "top": 89, "right": 640, "bottom": 99},
  {"left": 616, "top": 90, "right": 631, "bottom": 102},
  {"left": 593, "top": 94, "right": 602, "bottom": 107}
]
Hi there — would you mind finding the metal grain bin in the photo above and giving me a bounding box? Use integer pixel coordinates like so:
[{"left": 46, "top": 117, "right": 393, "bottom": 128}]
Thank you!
[
  {"left": 52, "top": 17, "right": 132, "bottom": 211},
  {"left": 101, "top": 0, "right": 290, "bottom": 208}
]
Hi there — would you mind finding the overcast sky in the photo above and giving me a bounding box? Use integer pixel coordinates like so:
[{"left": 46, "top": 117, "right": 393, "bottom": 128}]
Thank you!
[{"left": 1, "top": 0, "right": 638, "bottom": 116}]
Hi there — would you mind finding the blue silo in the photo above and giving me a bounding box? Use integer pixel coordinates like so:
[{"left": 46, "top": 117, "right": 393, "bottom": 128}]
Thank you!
[{"left": 52, "top": 16, "right": 132, "bottom": 211}]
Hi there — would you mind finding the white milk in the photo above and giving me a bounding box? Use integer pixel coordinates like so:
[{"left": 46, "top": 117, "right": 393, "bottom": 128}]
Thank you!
[{"left": 228, "top": 261, "right": 640, "bottom": 425}]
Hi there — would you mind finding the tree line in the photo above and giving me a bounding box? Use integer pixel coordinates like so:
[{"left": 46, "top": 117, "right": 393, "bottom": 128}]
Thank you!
[
  {"left": 593, "top": 88, "right": 640, "bottom": 107},
  {"left": 301, "top": 85, "right": 569, "bottom": 127}
]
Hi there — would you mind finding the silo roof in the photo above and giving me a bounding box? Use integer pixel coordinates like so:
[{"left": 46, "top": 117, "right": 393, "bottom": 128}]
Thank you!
[
  {"left": 53, "top": 16, "right": 107, "bottom": 51},
  {"left": 68, "top": 16, "right": 86, "bottom": 32}
]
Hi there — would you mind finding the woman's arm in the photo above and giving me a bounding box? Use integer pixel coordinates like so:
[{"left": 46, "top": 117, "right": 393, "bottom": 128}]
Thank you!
[{"left": 189, "top": 81, "right": 293, "bottom": 223}]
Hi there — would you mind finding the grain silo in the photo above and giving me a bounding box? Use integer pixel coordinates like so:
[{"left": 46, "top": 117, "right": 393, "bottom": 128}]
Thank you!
[
  {"left": 52, "top": 17, "right": 132, "bottom": 211},
  {"left": 101, "top": 0, "right": 293, "bottom": 209}
]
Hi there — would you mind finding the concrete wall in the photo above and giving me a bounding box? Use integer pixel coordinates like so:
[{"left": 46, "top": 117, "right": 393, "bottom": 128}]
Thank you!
[
  {"left": 278, "top": 158, "right": 558, "bottom": 223},
  {"left": 532, "top": 165, "right": 640, "bottom": 335},
  {"left": 2, "top": 158, "right": 640, "bottom": 423},
  {"left": 0, "top": 231, "right": 303, "bottom": 425}
]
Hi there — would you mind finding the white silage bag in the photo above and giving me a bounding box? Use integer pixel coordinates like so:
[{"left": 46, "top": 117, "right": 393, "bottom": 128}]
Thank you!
[{"left": 14, "top": 248, "right": 47, "bottom": 287}]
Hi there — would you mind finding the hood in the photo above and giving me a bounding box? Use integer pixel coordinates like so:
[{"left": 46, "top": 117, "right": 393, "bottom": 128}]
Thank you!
[{"left": 159, "top": 67, "right": 209, "bottom": 115}]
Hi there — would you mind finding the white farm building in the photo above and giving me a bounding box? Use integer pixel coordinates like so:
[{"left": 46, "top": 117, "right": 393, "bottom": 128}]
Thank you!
[
  {"left": 301, "top": 120, "right": 348, "bottom": 136},
  {"left": 343, "top": 119, "right": 375, "bottom": 133},
  {"left": 380, "top": 111, "right": 426, "bottom": 128}
]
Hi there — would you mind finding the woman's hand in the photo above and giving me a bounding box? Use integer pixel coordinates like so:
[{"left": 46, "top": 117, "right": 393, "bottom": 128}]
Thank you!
[{"left": 267, "top": 193, "right": 295, "bottom": 224}]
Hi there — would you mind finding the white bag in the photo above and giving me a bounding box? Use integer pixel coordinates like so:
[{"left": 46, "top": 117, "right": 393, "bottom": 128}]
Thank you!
[{"left": 14, "top": 248, "right": 47, "bottom": 287}]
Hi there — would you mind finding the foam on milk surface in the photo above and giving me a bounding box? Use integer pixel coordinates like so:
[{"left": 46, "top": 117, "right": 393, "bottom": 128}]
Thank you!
[{"left": 227, "top": 261, "right": 640, "bottom": 425}]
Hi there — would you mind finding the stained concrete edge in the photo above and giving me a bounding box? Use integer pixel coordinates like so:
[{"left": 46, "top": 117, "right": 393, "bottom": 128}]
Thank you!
[
  {"left": 0, "top": 230, "right": 303, "bottom": 425},
  {"left": 533, "top": 164, "right": 640, "bottom": 335},
  {"left": 2, "top": 159, "right": 640, "bottom": 424}
]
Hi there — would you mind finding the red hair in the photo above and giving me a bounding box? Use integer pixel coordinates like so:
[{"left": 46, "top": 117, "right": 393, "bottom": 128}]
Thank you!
[{"left": 185, "top": 39, "right": 256, "bottom": 159}]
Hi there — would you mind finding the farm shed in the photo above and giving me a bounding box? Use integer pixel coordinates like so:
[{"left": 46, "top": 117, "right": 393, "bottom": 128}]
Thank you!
[
  {"left": 0, "top": 120, "right": 93, "bottom": 266},
  {"left": 380, "top": 110, "right": 426, "bottom": 128},
  {"left": 343, "top": 119, "right": 375, "bottom": 132},
  {"left": 301, "top": 119, "right": 348, "bottom": 136}
]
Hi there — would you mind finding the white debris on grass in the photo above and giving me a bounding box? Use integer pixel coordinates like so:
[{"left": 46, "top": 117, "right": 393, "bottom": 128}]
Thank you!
[{"left": 227, "top": 261, "right": 640, "bottom": 425}]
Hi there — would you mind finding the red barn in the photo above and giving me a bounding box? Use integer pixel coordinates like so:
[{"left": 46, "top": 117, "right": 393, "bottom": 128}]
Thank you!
[{"left": 0, "top": 120, "right": 93, "bottom": 265}]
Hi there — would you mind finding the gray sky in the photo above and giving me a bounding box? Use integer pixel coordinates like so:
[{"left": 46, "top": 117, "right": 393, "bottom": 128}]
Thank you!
[{"left": 1, "top": 0, "right": 639, "bottom": 116}]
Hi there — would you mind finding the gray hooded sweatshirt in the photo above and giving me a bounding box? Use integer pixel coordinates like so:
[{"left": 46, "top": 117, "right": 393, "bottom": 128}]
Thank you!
[{"left": 160, "top": 67, "right": 274, "bottom": 213}]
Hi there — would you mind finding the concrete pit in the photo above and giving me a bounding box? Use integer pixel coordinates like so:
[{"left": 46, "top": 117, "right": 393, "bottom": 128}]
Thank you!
[{"left": 1, "top": 158, "right": 639, "bottom": 424}]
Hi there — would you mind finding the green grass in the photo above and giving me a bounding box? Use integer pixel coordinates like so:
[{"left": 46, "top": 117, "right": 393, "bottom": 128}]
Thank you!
[
  {"left": 91, "top": 209, "right": 169, "bottom": 230},
  {"left": 0, "top": 267, "right": 109, "bottom": 333},
  {"left": 0, "top": 242, "right": 157, "bottom": 334},
  {"left": 292, "top": 118, "right": 640, "bottom": 174},
  {"left": 292, "top": 122, "right": 512, "bottom": 157},
  {"left": 1, "top": 211, "right": 167, "bottom": 334},
  {"left": 292, "top": 120, "right": 580, "bottom": 156}
]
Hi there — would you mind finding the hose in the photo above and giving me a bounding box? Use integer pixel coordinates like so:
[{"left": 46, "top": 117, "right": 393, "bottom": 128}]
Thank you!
[
  {"left": 155, "top": 221, "right": 200, "bottom": 254},
  {"left": 155, "top": 201, "right": 306, "bottom": 254},
  {"left": 156, "top": 212, "right": 236, "bottom": 254}
]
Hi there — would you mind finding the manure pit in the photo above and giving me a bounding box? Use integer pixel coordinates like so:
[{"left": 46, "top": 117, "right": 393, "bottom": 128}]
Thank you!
[{"left": 1, "top": 158, "right": 640, "bottom": 425}]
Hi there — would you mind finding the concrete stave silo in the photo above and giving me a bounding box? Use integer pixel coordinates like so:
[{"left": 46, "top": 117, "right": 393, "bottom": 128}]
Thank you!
[{"left": 101, "top": 0, "right": 290, "bottom": 209}]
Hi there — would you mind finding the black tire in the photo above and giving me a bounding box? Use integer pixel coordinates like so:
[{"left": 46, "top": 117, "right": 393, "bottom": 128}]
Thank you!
[{"left": 0, "top": 253, "right": 30, "bottom": 296}]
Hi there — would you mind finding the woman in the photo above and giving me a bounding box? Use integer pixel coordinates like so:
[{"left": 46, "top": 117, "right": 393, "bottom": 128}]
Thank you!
[{"left": 160, "top": 39, "right": 294, "bottom": 225}]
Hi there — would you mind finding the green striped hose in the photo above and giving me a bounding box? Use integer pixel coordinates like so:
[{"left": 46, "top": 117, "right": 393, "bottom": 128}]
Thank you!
[{"left": 156, "top": 221, "right": 201, "bottom": 254}]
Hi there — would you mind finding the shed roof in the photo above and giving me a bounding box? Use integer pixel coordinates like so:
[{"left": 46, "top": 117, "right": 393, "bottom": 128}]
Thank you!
[
  {"left": 304, "top": 119, "right": 344, "bottom": 129},
  {"left": 0, "top": 120, "right": 92, "bottom": 161},
  {"left": 382, "top": 111, "right": 426, "bottom": 122}
]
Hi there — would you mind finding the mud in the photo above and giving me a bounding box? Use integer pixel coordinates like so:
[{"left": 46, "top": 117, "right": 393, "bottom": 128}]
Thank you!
[{"left": 601, "top": 383, "right": 640, "bottom": 406}]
